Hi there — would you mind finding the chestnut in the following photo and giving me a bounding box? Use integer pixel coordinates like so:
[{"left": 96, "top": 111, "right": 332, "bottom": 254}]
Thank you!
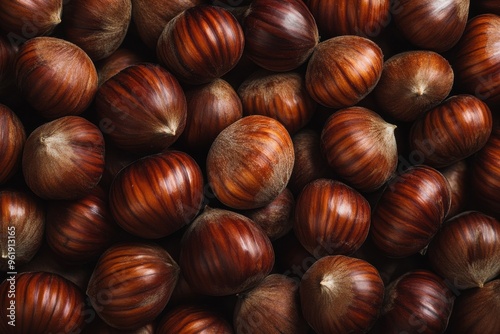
[
  {"left": 427, "top": 211, "right": 500, "bottom": 290},
  {"left": 299, "top": 255, "right": 384, "bottom": 334},
  {"left": 237, "top": 70, "right": 317, "bottom": 134},
  {"left": 234, "top": 274, "right": 309, "bottom": 334},
  {"left": 96, "top": 48, "right": 144, "bottom": 85},
  {"left": 370, "top": 165, "right": 452, "bottom": 258},
  {"left": 0, "top": 36, "right": 17, "bottom": 97},
  {"left": 0, "top": 104, "right": 26, "bottom": 184},
  {"left": 373, "top": 50, "right": 454, "bottom": 122},
  {"left": 109, "top": 150, "right": 204, "bottom": 239},
  {"left": 440, "top": 159, "right": 469, "bottom": 218},
  {"left": 22, "top": 116, "right": 105, "bottom": 200},
  {"left": 320, "top": 106, "right": 398, "bottom": 192},
  {"left": 15, "top": 37, "right": 98, "bottom": 119},
  {"left": 409, "top": 94, "right": 493, "bottom": 168},
  {"left": 306, "top": 36, "right": 384, "bottom": 109},
  {"left": 83, "top": 317, "right": 156, "bottom": 334},
  {"left": 179, "top": 208, "right": 275, "bottom": 296},
  {"left": 476, "top": 0, "right": 500, "bottom": 15},
  {"left": 86, "top": 242, "right": 180, "bottom": 330},
  {"left": 0, "top": 189, "right": 45, "bottom": 271},
  {"left": 157, "top": 304, "right": 233, "bottom": 333},
  {"left": 206, "top": 115, "right": 295, "bottom": 210},
  {"left": 96, "top": 63, "right": 187, "bottom": 153},
  {"left": 157, "top": 5, "right": 244, "bottom": 85},
  {"left": 294, "top": 179, "right": 371, "bottom": 257},
  {"left": 242, "top": 0, "right": 319, "bottom": 72},
  {"left": 392, "top": 0, "right": 470, "bottom": 52},
  {"left": 0, "top": 272, "right": 85, "bottom": 333}
]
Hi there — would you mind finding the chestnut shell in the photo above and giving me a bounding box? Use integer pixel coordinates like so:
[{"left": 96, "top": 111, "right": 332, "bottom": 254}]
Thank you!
[{"left": 0, "top": 104, "right": 26, "bottom": 184}]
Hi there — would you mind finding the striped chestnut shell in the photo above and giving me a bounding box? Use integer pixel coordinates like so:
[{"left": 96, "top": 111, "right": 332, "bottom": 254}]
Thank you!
[
  {"left": 157, "top": 304, "right": 233, "bottom": 333},
  {"left": 157, "top": 5, "right": 244, "bottom": 85},
  {"left": 0, "top": 104, "right": 25, "bottom": 184}
]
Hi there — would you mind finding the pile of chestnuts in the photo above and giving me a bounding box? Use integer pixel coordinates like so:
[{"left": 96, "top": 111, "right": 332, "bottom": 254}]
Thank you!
[{"left": 1, "top": 0, "right": 499, "bottom": 333}]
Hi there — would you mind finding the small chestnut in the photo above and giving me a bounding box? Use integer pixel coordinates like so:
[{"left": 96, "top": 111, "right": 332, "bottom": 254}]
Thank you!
[{"left": 0, "top": 104, "right": 26, "bottom": 184}]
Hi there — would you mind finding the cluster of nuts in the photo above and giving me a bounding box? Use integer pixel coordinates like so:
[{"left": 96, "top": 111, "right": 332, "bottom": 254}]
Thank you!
[{"left": 0, "top": 0, "right": 499, "bottom": 333}]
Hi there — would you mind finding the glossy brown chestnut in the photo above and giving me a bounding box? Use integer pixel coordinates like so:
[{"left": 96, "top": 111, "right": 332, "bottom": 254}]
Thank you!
[
  {"left": 96, "top": 48, "right": 144, "bottom": 85},
  {"left": 234, "top": 274, "right": 309, "bottom": 334},
  {"left": 22, "top": 116, "right": 105, "bottom": 200},
  {"left": 157, "top": 5, "right": 244, "bottom": 85},
  {"left": 306, "top": 36, "right": 384, "bottom": 109},
  {"left": 300, "top": 255, "right": 384, "bottom": 334},
  {"left": 373, "top": 50, "right": 454, "bottom": 122},
  {"left": 0, "top": 272, "right": 85, "bottom": 333},
  {"left": 370, "top": 165, "right": 452, "bottom": 258},
  {"left": 63, "top": 0, "right": 132, "bottom": 61},
  {"left": 372, "top": 270, "right": 455, "bottom": 334},
  {"left": 440, "top": 159, "right": 469, "bottom": 218},
  {"left": 242, "top": 0, "right": 319, "bottom": 72},
  {"left": 87, "top": 242, "right": 180, "bottom": 330},
  {"left": 0, "top": 36, "right": 17, "bottom": 96},
  {"left": 320, "top": 106, "right": 398, "bottom": 192},
  {"left": 96, "top": 63, "right": 187, "bottom": 153},
  {"left": 392, "top": 0, "right": 470, "bottom": 52},
  {"left": 453, "top": 14, "right": 500, "bottom": 105},
  {"left": 305, "top": 0, "right": 390, "bottom": 38},
  {"left": 15, "top": 37, "right": 98, "bottom": 119},
  {"left": 294, "top": 179, "right": 371, "bottom": 257},
  {"left": 237, "top": 70, "right": 317, "bottom": 134},
  {"left": 206, "top": 115, "right": 295, "bottom": 210},
  {"left": 427, "top": 211, "right": 500, "bottom": 289},
  {"left": 109, "top": 150, "right": 204, "bottom": 239},
  {"left": 0, "top": 104, "right": 26, "bottom": 184},
  {"left": 179, "top": 208, "right": 275, "bottom": 296},
  {"left": 409, "top": 94, "right": 493, "bottom": 168},
  {"left": 180, "top": 78, "right": 243, "bottom": 153},
  {"left": 0, "top": 190, "right": 45, "bottom": 271},
  {"left": 157, "top": 304, "right": 233, "bottom": 333}
]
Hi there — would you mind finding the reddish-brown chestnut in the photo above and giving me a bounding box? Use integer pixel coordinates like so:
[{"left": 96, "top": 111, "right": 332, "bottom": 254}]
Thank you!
[
  {"left": 320, "top": 106, "right": 398, "bottom": 192},
  {"left": 22, "top": 116, "right": 105, "bottom": 200},
  {"left": 306, "top": 36, "right": 384, "bottom": 109},
  {"left": 294, "top": 179, "right": 371, "bottom": 257},
  {"left": 96, "top": 63, "right": 187, "bottom": 153},
  {"left": 157, "top": 5, "right": 244, "bottom": 85},
  {"left": 0, "top": 272, "right": 85, "bottom": 333},
  {"left": 410, "top": 94, "right": 493, "bottom": 168},
  {"left": 109, "top": 150, "right": 204, "bottom": 239},
  {"left": 373, "top": 50, "right": 454, "bottom": 122},
  {"left": 96, "top": 48, "right": 144, "bottom": 86},
  {"left": 83, "top": 317, "right": 156, "bottom": 334},
  {"left": 86, "top": 242, "right": 180, "bottom": 330},
  {"left": 207, "top": 115, "right": 295, "bottom": 210},
  {"left": 427, "top": 211, "right": 500, "bottom": 290},
  {"left": 0, "top": 36, "right": 17, "bottom": 96},
  {"left": 179, "top": 208, "right": 275, "bottom": 296},
  {"left": 370, "top": 165, "right": 452, "bottom": 258},
  {"left": 476, "top": 0, "right": 500, "bottom": 15},
  {"left": 299, "top": 255, "right": 384, "bottom": 334},
  {"left": 0, "top": 104, "right": 26, "bottom": 184},
  {"left": 157, "top": 304, "right": 233, "bottom": 333},
  {"left": 440, "top": 159, "right": 469, "bottom": 218},
  {"left": 15, "top": 37, "right": 98, "bottom": 119}
]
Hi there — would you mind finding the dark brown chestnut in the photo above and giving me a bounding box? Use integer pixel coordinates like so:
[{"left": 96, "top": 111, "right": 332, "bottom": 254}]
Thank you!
[
  {"left": 299, "top": 255, "right": 384, "bottom": 334},
  {"left": 294, "top": 179, "right": 371, "bottom": 257},
  {"left": 0, "top": 104, "right": 26, "bottom": 184},
  {"left": 476, "top": 0, "right": 500, "bottom": 15},
  {"left": 392, "top": 0, "right": 470, "bottom": 52},
  {"left": 427, "top": 211, "right": 500, "bottom": 290},
  {"left": 86, "top": 242, "right": 180, "bottom": 330},
  {"left": 206, "top": 115, "right": 295, "bottom": 210},
  {"left": 109, "top": 150, "right": 204, "bottom": 239},
  {"left": 306, "top": 35, "right": 384, "bottom": 109},
  {"left": 22, "top": 116, "right": 105, "bottom": 200},
  {"left": 157, "top": 5, "right": 244, "bottom": 85},
  {"left": 0, "top": 272, "right": 85, "bottom": 333},
  {"left": 96, "top": 48, "right": 144, "bottom": 86},
  {"left": 320, "top": 106, "right": 398, "bottom": 192},
  {"left": 237, "top": 70, "right": 317, "bottom": 134},
  {"left": 179, "top": 208, "right": 275, "bottom": 296},
  {"left": 409, "top": 94, "right": 493, "bottom": 168},
  {"left": 440, "top": 159, "right": 469, "bottom": 218},
  {"left": 15, "top": 36, "right": 98, "bottom": 119},
  {"left": 83, "top": 317, "right": 156, "bottom": 334},
  {"left": 373, "top": 50, "right": 454, "bottom": 122},
  {"left": 157, "top": 304, "right": 233, "bottom": 333},
  {"left": 370, "top": 165, "right": 452, "bottom": 258},
  {"left": 0, "top": 36, "right": 17, "bottom": 97},
  {"left": 96, "top": 63, "right": 187, "bottom": 153}
]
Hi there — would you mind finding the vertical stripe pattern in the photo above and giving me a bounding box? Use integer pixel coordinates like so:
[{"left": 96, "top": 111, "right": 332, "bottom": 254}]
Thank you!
[{"left": 0, "top": 105, "right": 25, "bottom": 184}]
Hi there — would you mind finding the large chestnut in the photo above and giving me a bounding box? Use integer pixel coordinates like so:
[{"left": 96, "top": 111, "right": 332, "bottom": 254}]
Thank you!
[
  {"left": 109, "top": 150, "right": 204, "bottom": 239},
  {"left": 87, "top": 242, "right": 180, "bottom": 330},
  {"left": 157, "top": 5, "right": 244, "bottom": 85},
  {"left": 207, "top": 115, "right": 295, "bottom": 210},
  {"left": 15, "top": 37, "right": 98, "bottom": 119},
  {"left": 299, "top": 255, "right": 384, "bottom": 334},
  {"left": 157, "top": 304, "right": 233, "bottom": 333},
  {"left": 22, "top": 116, "right": 105, "bottom": 200},
  {"left": 0, "top": 104, "right": 26, "bottom": 184},
  {"left": 179, "top": 208, "right": 275, "bottom": 296},
  {"left": 96, "top": 63, "right": 187, "bottom": 153}
]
